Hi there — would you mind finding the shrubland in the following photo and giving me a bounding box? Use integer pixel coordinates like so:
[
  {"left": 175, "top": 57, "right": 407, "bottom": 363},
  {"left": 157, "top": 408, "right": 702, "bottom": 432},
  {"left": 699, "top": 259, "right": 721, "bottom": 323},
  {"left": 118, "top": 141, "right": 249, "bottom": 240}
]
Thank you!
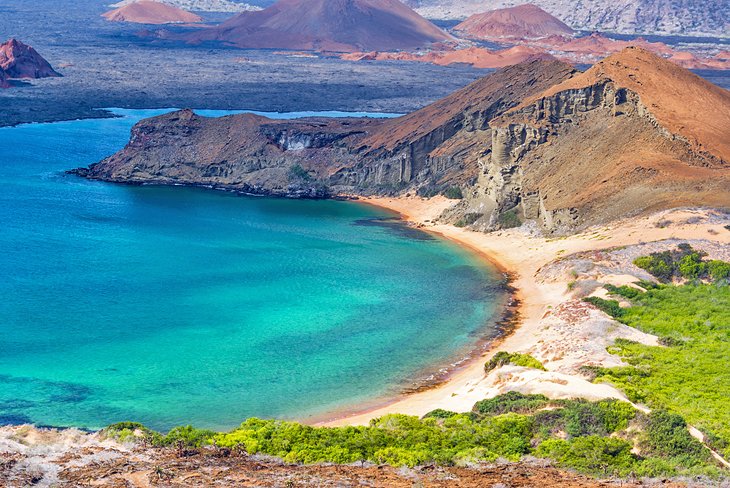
[
  {"left": 584, "top": 245, "right": 730, "bottom": 458},
  {"left": 103, "top": 394, "right": 724, "bottom": 479}
]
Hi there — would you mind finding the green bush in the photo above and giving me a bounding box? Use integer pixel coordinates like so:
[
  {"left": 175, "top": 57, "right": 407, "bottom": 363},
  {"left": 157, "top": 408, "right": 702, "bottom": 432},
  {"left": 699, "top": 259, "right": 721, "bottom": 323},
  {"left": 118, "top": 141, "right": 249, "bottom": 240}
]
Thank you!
[
  {"left": 422, "top": 408, "right": 459, "bottom": 419},
  {"left": 288, "top": 164, "right": 311, "bottom": 182},
  {"left": 643, "top": 410, "right": 708, "bottom": 462},
  {"left": 535, "top": 436, "right": 638, "bottom": 477},
  {"left": 442, "top": 186, "right": 463, "bottom": 199},
  {"left": 472, "top": 392, "right": 550, "bottom": 416},
  {"left": 604, "top": 284, "right": 643, "bottom": 300},
  {"left": 498, "top": 209, "right": 521, "bottom": 229},
  {"left": 583, "top": 296, "right": 625, "bottom": 318},
  {"left": 454, "top": 212, "right": 482, "bottom": 227},
  {"left": 632, "top": 244, "right": 728, "bottom": 284},
  {"left": 484, "top": 351, "right": 546, "bottom": 374}
]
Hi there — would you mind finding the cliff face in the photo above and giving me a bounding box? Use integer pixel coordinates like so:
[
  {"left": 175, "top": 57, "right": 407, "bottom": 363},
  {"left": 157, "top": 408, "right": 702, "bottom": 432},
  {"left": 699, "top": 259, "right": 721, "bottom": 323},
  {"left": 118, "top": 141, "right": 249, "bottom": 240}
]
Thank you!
[
  {"left": 77, "top": 49, "right": 730, "bottom": 234},
  {"left": 77, "top": 109, "right": 381, "bottom": 198}
]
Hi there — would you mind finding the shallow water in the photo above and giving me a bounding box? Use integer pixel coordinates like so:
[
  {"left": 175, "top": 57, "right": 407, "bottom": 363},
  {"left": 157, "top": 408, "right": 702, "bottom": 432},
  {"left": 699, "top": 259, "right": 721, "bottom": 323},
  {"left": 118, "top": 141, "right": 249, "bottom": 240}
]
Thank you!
[{"left": 0, "top": 109, "right": 504, "bottom": 431}]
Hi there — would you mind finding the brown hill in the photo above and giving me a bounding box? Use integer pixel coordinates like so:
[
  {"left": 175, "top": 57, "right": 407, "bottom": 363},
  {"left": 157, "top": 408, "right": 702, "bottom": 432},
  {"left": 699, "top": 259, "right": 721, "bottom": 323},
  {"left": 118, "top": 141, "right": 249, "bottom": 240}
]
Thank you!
[
  {"left": 102, "top": 0, "right": 203, "bottom": 24},
  {"left": 454, "top": 4, "right": 574, "bottom": 40},
  {"left": 0, "top": 39, "right": 61, "bottom": 79},
  {"left": 481, "top": 47, "right": 730, "bottom": 230},
  {"left": 186, "top": 0, "right": 450, "bottom": 52},
  {"left": 76, "top": 49, "right": 730, "bottom": 233}
]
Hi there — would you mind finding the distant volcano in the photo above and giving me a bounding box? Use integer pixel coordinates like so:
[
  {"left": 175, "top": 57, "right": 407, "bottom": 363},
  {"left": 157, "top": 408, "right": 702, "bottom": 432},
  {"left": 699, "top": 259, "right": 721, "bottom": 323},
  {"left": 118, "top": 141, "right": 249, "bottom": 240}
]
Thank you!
[
  {"left": 186, "top": 0, "right": 451, "bottom": 52},
  {"left": 103, "top": 0, "right": 203, "bottom": 24},
  {"left": 455, "top": 4, "right": 574, "bottom": 40},
  {"left": 0, "top": 39, "right": 61, "bottom": 81}
]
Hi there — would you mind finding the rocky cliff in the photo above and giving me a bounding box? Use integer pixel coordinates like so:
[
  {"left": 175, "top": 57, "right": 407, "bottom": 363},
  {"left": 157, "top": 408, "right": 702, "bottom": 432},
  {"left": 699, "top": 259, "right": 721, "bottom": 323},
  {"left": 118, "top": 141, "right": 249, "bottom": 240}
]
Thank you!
[{"left": 75, "top": 49, "right": 730, "bottom": 234}]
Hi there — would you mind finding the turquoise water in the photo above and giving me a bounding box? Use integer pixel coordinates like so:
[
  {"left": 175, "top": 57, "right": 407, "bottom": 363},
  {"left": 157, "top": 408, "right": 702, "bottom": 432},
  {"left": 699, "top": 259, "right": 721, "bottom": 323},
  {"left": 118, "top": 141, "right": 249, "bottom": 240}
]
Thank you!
[{"left": 0, "top": 109, "right": 503, "bottom": 431}]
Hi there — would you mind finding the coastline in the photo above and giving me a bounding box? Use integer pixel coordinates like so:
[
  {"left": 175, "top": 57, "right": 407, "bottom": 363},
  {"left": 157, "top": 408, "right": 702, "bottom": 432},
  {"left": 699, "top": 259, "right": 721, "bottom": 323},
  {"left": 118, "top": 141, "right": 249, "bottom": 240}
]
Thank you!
[{"left": 315, "top": 196, "right": 730, "bottom": 426}]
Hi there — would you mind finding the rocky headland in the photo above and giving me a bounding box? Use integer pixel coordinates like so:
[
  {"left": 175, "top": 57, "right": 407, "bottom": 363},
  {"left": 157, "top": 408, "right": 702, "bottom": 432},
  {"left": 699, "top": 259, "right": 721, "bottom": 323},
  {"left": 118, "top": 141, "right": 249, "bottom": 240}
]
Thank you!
[{"left": 74, "top": 48, "right": 730, "bottom": 234}]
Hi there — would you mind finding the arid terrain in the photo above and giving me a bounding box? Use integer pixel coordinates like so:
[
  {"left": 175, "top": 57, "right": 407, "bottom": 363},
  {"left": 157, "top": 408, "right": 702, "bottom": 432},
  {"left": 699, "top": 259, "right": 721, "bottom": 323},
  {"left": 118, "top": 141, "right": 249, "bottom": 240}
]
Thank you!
[{"left": 0, "top": 0, "right": 488, "bottom": 126}]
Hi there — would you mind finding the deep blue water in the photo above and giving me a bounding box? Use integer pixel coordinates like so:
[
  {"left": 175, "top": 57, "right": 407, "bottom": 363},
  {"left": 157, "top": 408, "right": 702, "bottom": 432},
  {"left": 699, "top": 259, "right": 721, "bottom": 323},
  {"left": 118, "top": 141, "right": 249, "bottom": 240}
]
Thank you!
[{"left": 0, "top": 109, "right": 504, "bottom": 431}]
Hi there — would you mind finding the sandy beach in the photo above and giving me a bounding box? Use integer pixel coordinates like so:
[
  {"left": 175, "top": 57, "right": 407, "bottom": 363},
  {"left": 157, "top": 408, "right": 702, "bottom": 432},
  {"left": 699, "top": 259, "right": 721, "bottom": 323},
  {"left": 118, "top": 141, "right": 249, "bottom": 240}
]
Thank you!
[{"left": 319, "top": 196, "right": 730, "bottom": 426}]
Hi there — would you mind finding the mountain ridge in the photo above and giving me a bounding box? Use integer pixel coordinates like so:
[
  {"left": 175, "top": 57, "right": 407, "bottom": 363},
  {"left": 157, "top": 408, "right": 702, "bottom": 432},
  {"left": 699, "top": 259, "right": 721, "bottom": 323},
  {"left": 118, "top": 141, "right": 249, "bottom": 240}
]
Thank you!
[{"left": 74, "top": 48, "right": 730, "bottom": 234}]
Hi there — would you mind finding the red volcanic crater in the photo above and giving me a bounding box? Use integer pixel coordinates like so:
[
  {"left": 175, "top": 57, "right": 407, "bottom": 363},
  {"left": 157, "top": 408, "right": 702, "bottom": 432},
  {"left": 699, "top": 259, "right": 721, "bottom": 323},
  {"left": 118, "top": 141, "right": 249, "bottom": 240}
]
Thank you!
[
  {"left": 455, "top": 4, "right": 574, "bottom": 40},
  {"left": 0, "top": 38, "right": 61, "bottom": 81},
  {"left": 102, "top": 0, "right": 203, "bottom": 24},
  {"left": 186, "top": 0, "right": 452, "bottom": 52}
]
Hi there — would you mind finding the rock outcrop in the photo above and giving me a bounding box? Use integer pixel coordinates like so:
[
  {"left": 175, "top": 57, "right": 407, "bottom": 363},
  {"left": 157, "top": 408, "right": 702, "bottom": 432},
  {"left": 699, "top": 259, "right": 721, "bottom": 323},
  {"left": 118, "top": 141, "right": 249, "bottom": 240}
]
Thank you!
[
  {"left": 0, "top": 39, "right": 61, "bottom": 79},
  {"left": 454, "top": 4, "right": 574, "bottom": 40},
  {"left": 184, "top": 0, "right": 451, "bottom": 52},
  {"left": 103, "top": 0, "right": 203, "bottom": 24},
  {"left": 76, "top": 48, "right": 730, "bottom": 234}
]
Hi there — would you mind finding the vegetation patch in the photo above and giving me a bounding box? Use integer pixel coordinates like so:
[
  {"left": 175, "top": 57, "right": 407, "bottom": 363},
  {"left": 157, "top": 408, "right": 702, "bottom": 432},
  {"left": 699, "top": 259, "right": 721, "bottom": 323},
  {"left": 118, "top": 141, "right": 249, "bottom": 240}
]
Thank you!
[
  {"left": 454, "top": 212, "right": 482, "bottom": 228},
  {"left": 113, "top": 394, "right": 723, "bottom": 478},
  {"left": 498, "top": 209, "right": 522, "bottom": 229},
  {"left": 484, "top": 351, "right": 546, "bottom": 374},
  {"left": 442, "top": 186, "right": 464, "bottom": 199},
  {"left": 287, "top": 164, "right": 312, "bottom": 182},
  {"left": 633, "top": 243, "right": 730, "bottom": 283},
  {"left": 593, "top": 275, "right": 730, "bottom": 459}
]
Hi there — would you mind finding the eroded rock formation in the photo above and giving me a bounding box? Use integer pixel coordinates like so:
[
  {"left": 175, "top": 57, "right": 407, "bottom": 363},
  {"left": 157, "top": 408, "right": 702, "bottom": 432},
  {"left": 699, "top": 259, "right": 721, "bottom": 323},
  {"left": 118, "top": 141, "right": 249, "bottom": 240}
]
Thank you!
[{"left": 75, "top": 48, "right": 730, "bottom": 234}]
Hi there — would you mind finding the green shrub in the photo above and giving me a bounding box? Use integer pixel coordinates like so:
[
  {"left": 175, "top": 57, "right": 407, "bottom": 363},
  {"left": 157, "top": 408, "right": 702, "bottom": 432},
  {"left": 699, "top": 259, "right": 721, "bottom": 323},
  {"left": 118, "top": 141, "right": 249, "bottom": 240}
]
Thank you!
[
  {"left": 535, "top": 436, "right": 638, "bottom": 477},
  {"left": 454, "top": 212, "right": 482, "bottom": 227},
  {"left": 583, "top": 296, "right": 625, "bottom": 318},
  {"left": 604, "top": 284, "right": 643, "bottom": 300},
  {"left": 643, "top": 410, "right": 708, "bottom": 462},
  {"left": 498, "top": 209, "right": 521, "bottom": 229},
  {"left": 484, "top": 351, "right": 546, "bottom": 374},
  {"left": 152, "top": 425, "right": 216, "bottom": 448},
  {"left": 422, "top": 408, "right": 459, "bottom": 419},
  {"left": 442, "top": 186, "right": 463, "bottom": 199},
  {"left": 707, "top": 260, "right": 730, "bottom": 281},
  {"left": 632, "top": 244, "right": 729, "bottom": 284},
  {"left": 472, "top": 392, "right": 550, "bottom": 416},
  {"left": 288, "top": 164, "right": 311, "bottom": 182}
]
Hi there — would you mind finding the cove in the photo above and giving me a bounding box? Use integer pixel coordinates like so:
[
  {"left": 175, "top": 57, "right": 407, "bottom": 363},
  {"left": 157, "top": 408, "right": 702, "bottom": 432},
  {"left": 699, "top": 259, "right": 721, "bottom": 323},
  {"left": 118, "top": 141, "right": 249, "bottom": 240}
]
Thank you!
[{"left": 0, "top": 109, "right": 505, "bottom": 431}]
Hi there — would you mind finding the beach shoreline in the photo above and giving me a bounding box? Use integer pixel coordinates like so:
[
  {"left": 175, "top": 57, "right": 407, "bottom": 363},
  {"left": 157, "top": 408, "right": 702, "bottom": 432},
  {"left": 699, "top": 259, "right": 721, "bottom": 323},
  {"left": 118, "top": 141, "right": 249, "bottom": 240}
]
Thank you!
[{"left": 314, "top": 196, "right": 730, "bottom": 427}]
